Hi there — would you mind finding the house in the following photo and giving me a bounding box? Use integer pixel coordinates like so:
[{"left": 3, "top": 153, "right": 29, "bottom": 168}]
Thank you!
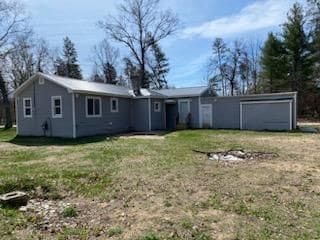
[{"left": 14, "top": 73, "right": 297, "bottom": 138}]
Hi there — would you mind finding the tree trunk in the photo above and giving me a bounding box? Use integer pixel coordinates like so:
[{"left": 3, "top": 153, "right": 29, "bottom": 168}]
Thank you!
[{"left": 0, "top": 71, "right": 12, "bottom": 129}]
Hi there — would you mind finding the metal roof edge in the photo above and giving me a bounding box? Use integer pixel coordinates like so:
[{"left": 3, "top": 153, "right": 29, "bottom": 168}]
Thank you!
[{"left": 203, "top": 92, "right": 298, "bottom": 99}]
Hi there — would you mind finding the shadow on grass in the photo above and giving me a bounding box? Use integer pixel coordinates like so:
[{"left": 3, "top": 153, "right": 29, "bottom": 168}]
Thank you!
[
  {"left": 8, "top": 131, "right": 172, "bottom": 146},
  {"left": 9, "top": 135, "right": 119, "bottom": 146}
]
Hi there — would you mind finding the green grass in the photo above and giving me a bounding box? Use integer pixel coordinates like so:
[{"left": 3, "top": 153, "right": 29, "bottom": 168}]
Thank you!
[
  {"left": 0, "top": 128, "right": 319, "bottom": 239},
  {"left": 63, "top": 206, "right": 77, "bottom": 218},
  {"left": 108, "top": 226, "right": 123, "bottom": 237}
]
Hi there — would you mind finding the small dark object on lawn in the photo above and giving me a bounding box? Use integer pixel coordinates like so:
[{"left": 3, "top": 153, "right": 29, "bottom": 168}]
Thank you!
[{"left": 0, "top": 191, "right": 29, "bottom": 207}]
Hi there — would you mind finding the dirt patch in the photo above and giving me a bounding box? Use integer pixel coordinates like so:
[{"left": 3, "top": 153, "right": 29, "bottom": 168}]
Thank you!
[{"left": 194, "top": 149, "right": 278, "bottom": 162}]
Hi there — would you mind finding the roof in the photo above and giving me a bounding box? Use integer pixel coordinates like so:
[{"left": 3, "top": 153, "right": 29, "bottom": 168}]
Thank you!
[
  {"left": 154, "top": 86, "right": 209, "bottom": 98},
  {"left": 15, "top": 73, "right": 209, "bottom": 98},
  {"left": 39, "top": 73, "right": 132, "bottom": 97}
]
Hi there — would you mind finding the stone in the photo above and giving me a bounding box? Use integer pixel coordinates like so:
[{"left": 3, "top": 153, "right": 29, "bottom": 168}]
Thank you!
[
  {"left": 19, "top": 206, "right": 28, "bottom": 212},
  {"left": 0, "top": 191, "right": 29, "bottom": 207}
]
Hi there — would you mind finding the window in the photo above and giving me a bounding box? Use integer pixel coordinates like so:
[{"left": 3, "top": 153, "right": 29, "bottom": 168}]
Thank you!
[
  {"left": 51, "top": 96, "right": 62, "bottom": 118},
  {"left": 110, "top": 98, "right": 118, "bottom": 113},
  {"left": 23, "top": 98, "right": 32, "bottom": 118},
  {"left": 178, "top": 100, "right": 190, "bottom": 124},
  {"left": 154, "top": 102, "right": 161, "bottom": 112},
  {"left": 86, "top": 96, "right": 101, "bottom": 117}
]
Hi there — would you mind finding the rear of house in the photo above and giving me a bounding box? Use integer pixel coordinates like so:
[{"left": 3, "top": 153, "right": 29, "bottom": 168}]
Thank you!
[{"left": 15, "top": 73, "right": 297, "bottom": 138}]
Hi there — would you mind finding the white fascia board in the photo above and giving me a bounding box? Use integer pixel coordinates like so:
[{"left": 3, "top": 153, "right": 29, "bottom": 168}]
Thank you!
[{"left": 73, "top": 90, "right": 130, "bottom": 98}]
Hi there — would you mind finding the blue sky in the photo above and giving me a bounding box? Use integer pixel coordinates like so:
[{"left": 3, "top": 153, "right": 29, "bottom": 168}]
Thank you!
[{"left": 22, "top": 0, "right": 304, "bottom": 87}]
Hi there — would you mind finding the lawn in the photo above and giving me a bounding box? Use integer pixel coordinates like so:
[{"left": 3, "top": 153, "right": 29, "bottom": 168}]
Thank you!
[{"left": 0, "top": 128, "right": 320, "bottom": 239}]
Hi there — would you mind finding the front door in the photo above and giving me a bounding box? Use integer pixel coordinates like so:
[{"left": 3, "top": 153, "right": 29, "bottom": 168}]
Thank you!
[{"left": 201, "top": 104, "right": 212, "bottom": 128}]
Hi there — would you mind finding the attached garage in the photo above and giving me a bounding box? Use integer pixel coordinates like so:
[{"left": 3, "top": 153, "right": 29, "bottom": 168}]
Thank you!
[
  {"left": 200, "top": 92, "right": 297, "bottom": 131},
  {"left": 240, "top": 100, "right": 293, "bottom": 131}
]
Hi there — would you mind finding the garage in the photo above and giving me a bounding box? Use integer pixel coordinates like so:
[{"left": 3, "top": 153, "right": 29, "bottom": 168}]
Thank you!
[{"left": 240, "top": 100, "right": 293, "bottom": 131}]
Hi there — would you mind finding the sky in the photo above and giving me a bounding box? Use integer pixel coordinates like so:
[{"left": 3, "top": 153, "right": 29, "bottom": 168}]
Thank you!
[{"left": 22, "top": 0, "right": 305, "bottom": 87}]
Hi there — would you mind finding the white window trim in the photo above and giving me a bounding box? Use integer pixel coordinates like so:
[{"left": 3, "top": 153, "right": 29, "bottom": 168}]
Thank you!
[
  {"left": 110, "top": 98, "right": 119, "bottom": 113},
  {"left": 154, "top": 101, "right": 161, "bottom": 112},
  {"left": 23, "top": 97, "right": 32, "bottom": 118},
  {"left": 86, "top": 96, "right": 102, "bottom": 118},
  {"left": 51, "top": 96, "right": 63, "bottom": 118}
]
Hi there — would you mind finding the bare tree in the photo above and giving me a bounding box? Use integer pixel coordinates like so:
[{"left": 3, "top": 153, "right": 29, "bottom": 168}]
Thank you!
[
  {"left": 248, "top": 39, "right": 261, "bottom": 93},
  {"left": 239, "top": 49, "right": 251, "bottom": 95},
  {"left": 223, "top": 40, "right": 242, "bottom": 96},
  {"left": 7, "top": 36, "right": 52, "bottom": 90},
  {"left": 99, "top": 0, "right": 179, "bottom": 91},
  {"left": 0, "top": 0, "right": 30, "bottom": 129},
  {"left": 92, "top": 39, "right": 119, "bottom": 84},
  {"left": 211, "top": 38, "right": 228, "bottom": 96},
  {"left": 35, "top": 38, "right": 52, "bottom": 73}
]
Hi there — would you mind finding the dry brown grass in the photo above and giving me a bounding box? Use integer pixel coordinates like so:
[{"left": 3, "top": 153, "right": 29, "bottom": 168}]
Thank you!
[{"left": 0, "top": 129, "right": 320, "bottom": 239}]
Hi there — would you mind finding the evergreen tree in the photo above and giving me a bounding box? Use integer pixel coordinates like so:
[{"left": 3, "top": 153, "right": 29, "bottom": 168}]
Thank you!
[
  {"left": 55, "top": 37, "right": 82, "bottom": 79},
  {"left": 307, "top": 0, "right": 320, "bottom": 79},
  {"left": 260, "top": 33, "right": 288, "bottom": 92},
  {"left": 149, "top": 42, "right": 169, "bottom": 89},
  {"left": 283, "top": 3, "right": 315, "bottom": 115},
  {"left": 283, "top": 3, "right": 313, "bottom": 92}
]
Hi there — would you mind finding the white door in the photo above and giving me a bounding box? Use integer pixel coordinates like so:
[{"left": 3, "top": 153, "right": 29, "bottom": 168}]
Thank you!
[
  {"left": 178, "top": 100, "right": 190, "bottom": 124},
  {"left": 201, "top": 104, "right": 212, "bottom": 128}
]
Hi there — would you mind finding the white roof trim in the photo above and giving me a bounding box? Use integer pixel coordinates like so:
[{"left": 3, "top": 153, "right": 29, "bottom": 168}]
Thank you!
[{"left": 14, "top": 73, "right": 73, "bottom": 96}]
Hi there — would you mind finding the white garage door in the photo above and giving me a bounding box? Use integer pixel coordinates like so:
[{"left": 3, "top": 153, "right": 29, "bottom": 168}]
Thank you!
[{"left": 240, "top": 100, "right": 293, "bottom": 131}]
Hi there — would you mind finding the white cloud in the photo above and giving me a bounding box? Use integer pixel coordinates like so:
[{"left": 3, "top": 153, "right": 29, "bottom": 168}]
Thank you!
[{"left": 182, "top": 0, "right": 295, "bottom": 39}]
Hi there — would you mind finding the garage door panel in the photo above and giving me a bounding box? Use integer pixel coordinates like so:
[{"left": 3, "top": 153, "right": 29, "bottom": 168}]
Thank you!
[{"left": 241, "top": 102, "right": 292, "bottom": 131}]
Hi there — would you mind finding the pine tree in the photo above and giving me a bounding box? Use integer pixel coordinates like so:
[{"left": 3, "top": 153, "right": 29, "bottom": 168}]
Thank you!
[
  {"left": 307, "top": 0, "right": 320, "bottom": 79},
  {"left": 149, "top": 42, "right": 169, "bottom": 89},
  {"left": 283, "top": 3, "right": 313, "bottom": 92},
  {"left": 283, "top": 3, "right": 315, "bottom": 115},
  {"left": 260, "top": 33, "right": 288, "bottom": 92},
  {"left": 55, "top": 37, "right": 82, "bottom": 79}
]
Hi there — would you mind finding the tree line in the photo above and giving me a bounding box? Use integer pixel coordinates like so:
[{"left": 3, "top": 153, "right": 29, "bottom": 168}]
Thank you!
[
  {"left": 0, "top": 0, "right": 178, "bottom": 128},
  {"left": 207, "top": 1, "right": 320, "bottom": 117}
]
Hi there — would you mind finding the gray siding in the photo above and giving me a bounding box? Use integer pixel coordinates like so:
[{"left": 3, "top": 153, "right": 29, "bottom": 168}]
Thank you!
[
  {"left": 75, "top": 94, "right": 131, "bottom": 137},
  {"left": 202, "top": 97, "right": 240, "bottom": 129},
  {"left": 242, "top": 102, "right": 291, "bottom": 130},
  {"left": 151, "top": 99, "right": 165, "bottom": 130},
  {"left": 201, "top": 93, "right": 297, "bottom": 130},
  {"left": 16, "top": 77, "right": 73, "bottom": 138},
  {"left": 190, "top": 97, "right": 200, "bottom": 128},
  {"left": 130, "top": 99, "right": 149, "bottom": 132}
]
